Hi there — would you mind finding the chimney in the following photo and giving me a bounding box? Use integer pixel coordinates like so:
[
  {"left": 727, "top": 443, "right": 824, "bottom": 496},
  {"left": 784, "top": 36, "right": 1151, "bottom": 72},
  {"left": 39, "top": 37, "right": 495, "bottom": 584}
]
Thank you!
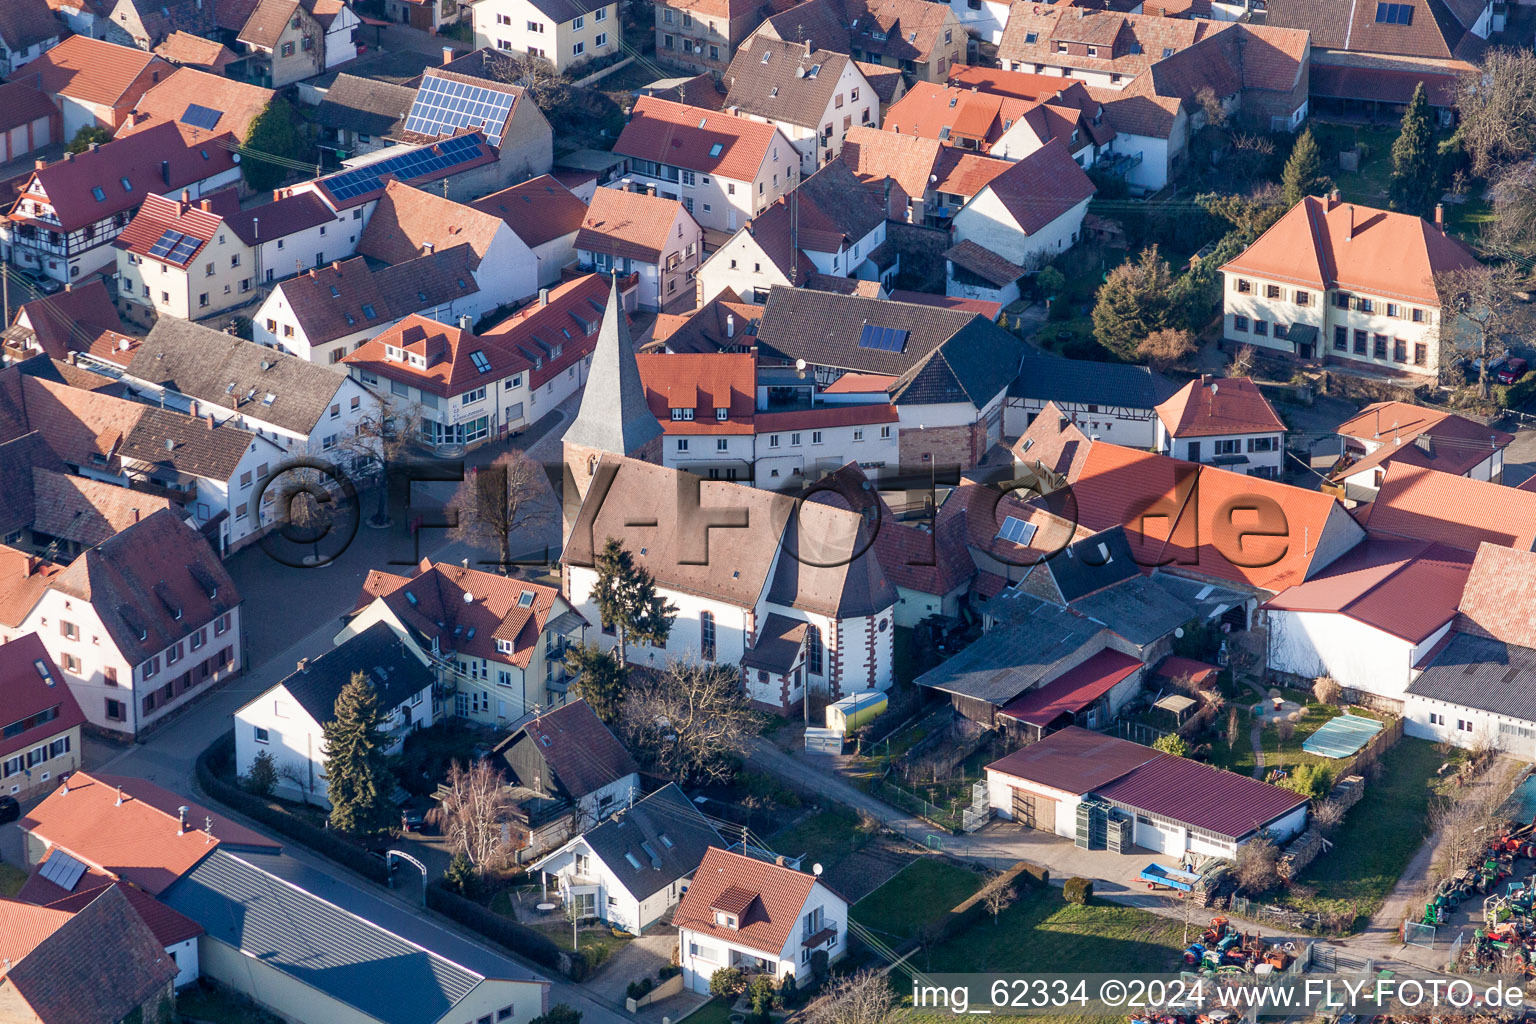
[
  {"left": 189, "top": 400, "right": 198, "bottom": 418},
  {"left": 60, "top": 776, "right": 69, "bottom": 795},
  {"left": 726, "top": 313, "right": 735, "bottom": 338},
  {"left": 178, "top": 805, "right": 189, "bottom": 835},
  {"left": 462, "top": 557, "right": 470, "bottom": 568},
  {"left": 131, "top": 507, "right": 140, "bottom": 522},
  {"left": 1435, "top": 203, "right": 1445, "bottom": 229},
  {"left": 297, "top": 657, "right": 309, "bottom": 671},
  {"left": 206, "top": 413, "right": 215, "bottom": 430},
  {"left": 115, "top": 786, "right": 125, "bottom": 806},
  {"left": 775, "top": 854, "right": 787, "bottom": 866},
  {"left": 1326, "top": 188, "right": 1340, "bottom": 210},
  {"left": 1347, "top": 205, "right": 1355, "bottom": 241},
  {"left": 804, "top": 38, "right": 812, "bottom": 56},
  {"left": 332, "top": 261, "right": 341, "bottom": 272},
  {"left": 88, "top": 142, "right": 99, "bottom": 152},
  {"left": 308, "top": 268, "right": 317, "bottom": 279},
  {"left": 34, "top": 157, "right": 46, "bottom": 170},
  {"left": 274, "top": 189, "right": 282, "bottom": 202},
  {"left": 646, "top": 184, "right": 657, "bottom": 197},
  {"left": 161, "top": 160, "right": 170, "bottom": 187},
  {"left": 443, "top": 45, "right": 455, "bottom": 65},
  {"left": 458, "top": 313, "right": 472, "bottom": 331},
  {"left": 423, "top": 242, "right": 435, "bottom": 255},
  {"left": 539, "top": 287, "right": 550, "bottom": 306},
  {"left": 62, "top": 151, "right": 73, "bottom": 162}
]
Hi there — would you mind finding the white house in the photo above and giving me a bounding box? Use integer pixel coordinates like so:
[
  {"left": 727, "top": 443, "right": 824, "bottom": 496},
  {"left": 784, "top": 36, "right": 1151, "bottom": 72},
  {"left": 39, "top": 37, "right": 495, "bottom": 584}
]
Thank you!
[
  {"left": 116, "top": 319, "right": 375, "bottom": 469},
  {"left": 946, "top": 138, "right": 1094, "bottom": 305},
  {"left": 235, "top": 622, "right": 435, "bottom": 808},
  {"left": 949, "top": 0, "right": 1010, "bottom": 44},
  {"left": 470, "top": 175, "right": 589, "bottom": 289},
  {"left": 1328, "top": 402, "right": 1511, "bottom": 501},
  {"left": 612, "top": 96, "right": 799, "bottom": 234},
  {"left": 675, "top": 848, "right": 847, "bottom": 994},
  {"left": 1005, "top": 356, "right": 1176, "bottom": 447},
  {"left": 0, "top": 510, "right": 243, "bottom": 738},
  {"left": 576, "top": 188, "right": 702, "bottom": 312},
  {"left": 1154, "top": 376, "right": 1286, "bottom": 479},
  {"left": 471, "top": 0, "right": 620, "bottom": 73},
  {"left": 722, "top": 40, "right": 876, "bottom": 176},
  {"left": 532, "top": 784, "right": 724, "bottom": 933}
]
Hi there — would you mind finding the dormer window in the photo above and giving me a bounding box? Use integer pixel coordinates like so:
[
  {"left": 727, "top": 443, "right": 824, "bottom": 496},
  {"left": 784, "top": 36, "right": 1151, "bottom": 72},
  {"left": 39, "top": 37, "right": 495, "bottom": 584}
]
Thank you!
[
  {"left": 671, "top": 408, "right": 695, "bottom": 421},
  {"left": 385, "top": 345, "right": 403, "bottom": 361},
  {"left": 714, "top": 911, "right": 739, "bottom": 929},
  {"left": 496, "top": 638, "right": 513, "bottom": 654},
  {"left": 716, "top": 407, "right": 728, "bottom": 421}
]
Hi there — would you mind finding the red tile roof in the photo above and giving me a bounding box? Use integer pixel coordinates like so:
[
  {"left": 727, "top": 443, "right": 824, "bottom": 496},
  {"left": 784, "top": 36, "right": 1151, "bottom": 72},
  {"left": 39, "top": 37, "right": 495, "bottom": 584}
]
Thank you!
[
  {"left": 0, "top": 545, "right": 63, "bottom": 629},
  {"left": 470, "top": 174, "right": 587, "bottom": 249},
  {"left": 1455, "top": 542, "right": 1536, "bottom": 649},
  {"left": 30, "top": 468, "right": 175, "bottom": 548},
  {"left": 13, "top": 279, "right": 125, "bottom": 360},
  {"left": 480, "top": 272, "right": 616, "bottom": 389},
  {"left": 1358, "top": 462, "right": 1536, "bottom": 554},
  {"left": 1154, "top": 656, "right": 1219, "bottom": 687},
  {"left": 933, "top": 149, "right": 1012, "bottom": 199},
  {"left": 1155, "top": 375, "right": 1285, "bottom": 438},
  {"left": 1095, "top": 747, "right": 1308, "bottom": 839},
  {"left": 344, "top": 316, "right": 515, "bottom": 399},
  {"left": 0, "top": 899, "right": 74, "bottom": 967},
  {"left": 977, "top": 138, "right": 1096, "bottom": 235},
  {"left": 1220, "top": 195, "right": 1479, "bottom": 307},
  {"left": 887, "top": 290, "right": 1001, "bottom": 318},
  {"left": 1309, "top": 62, "right": 1463, "bottom": 107},
  {"left": 14, "top": 35, "right": 168, "bottom": 109},
  {"left": 115, "top": 68, "right": 274, "bottom": 143},
  {"left": 153, "top": 31, "right": 238, "bottom": 72},
  {"left": 615, "top": 96, "right": 781, "bottom": 182},
  {"left": 1331, "top": 402, "right": 1511, "bottom": 483},
  {"left": 359, "top": 179, "right": 506, "bottom": 267},
  {"left": 877, "top": 509, "right": 975, "bottom": 596},
  {"left": 115, "top": 190, "right": 237, "bottom": 267},
  {"left": 821, "top": 372, "right": 896, "bottom": 394},
  {"left": 0, "top": 81, "right": 58, "bottom": 137},
  {"left": 0, "top": 633, "right": 85, "bottom": 761},
  {"left": 675, "top": 847, "right": 823, "bottom": 956},
  {"left": 577, "top": 187, "right": 692, "bottom": 263},
  {"left": 648, "top": 289, "right": 762, "bottom": 354},
  {"left": 1262, "top": 537, "right": 1471, "bottom": 643},
  {"left": 505, "top": 699, "right": 638, "bottom": 798},
  {"left": 754, "top": 402, "right": 898, "bottom": 430},
  {"left": 637, "top": 352, "right": 756, "bottom": 434},
  {"left": 19, "top": 771, "right": 278, "bottom": 895},
  {"left": 839, "top": 125, "right": 943, "bottom": 201},
  {"left": 1067, "top": 442, "right": 1357, "bottom": 592},
  {"left": 998, "top": 648, "right": 1142, "bottom": 726},
  {"left": 17, "top": 866, "right": 203, "bottom": 946}
]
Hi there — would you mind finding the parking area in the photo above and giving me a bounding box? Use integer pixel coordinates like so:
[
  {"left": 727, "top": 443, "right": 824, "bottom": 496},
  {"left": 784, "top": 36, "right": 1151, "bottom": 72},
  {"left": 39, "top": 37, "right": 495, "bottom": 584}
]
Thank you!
[{"left": 586, "top": 929, "right": 707, "bottom": 1024}]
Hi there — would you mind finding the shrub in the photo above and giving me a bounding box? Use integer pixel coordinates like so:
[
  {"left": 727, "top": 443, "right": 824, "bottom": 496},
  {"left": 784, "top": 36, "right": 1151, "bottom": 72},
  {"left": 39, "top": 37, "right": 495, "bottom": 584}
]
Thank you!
[
  {"left": 710, "top": 967, "right": 746, "bottom": 999},
  {"left": 443, "top": 852, "right": 478, "bottom": 899},
  {"left": 627, "top": 978, "right": 654, "bottom": 1001},
  {"left": 425, "top": 882, "right": 572, "bottom": 973},
  {"left": 1283, "top": 762, "right": 1334, "bottom": 799},
  {"left": 1235, "top": 833, "right": 1280, "bottom": 895},
  {"left": 1152, "top": 733, "right": 1190, "bottom": 757},
  {"left": 1063, "top": 877, "right": 1093, "bottom": 905},
  {"left": 243, "top": 749, "right": 278, "bottom": 796},
  {"left": 811, "top": 948, "right": 829, "bottom": 981},
  {"left": 659, "top": 964, "right": 681, "bottom": 981},
  {"left": 1312, "top": 676, "right": 1342, "bottom": 706},
  {"left": 749, "top": 974, "right": 778, "bottom": 1019},
  {"left": 532, "top": 1005, "right": 582, "bottom": 1024}
]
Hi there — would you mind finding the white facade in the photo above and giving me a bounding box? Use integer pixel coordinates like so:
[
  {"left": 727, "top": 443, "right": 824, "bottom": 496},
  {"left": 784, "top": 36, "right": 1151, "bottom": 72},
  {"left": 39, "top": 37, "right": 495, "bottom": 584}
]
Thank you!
[
  {"left": 662, "top": 419, "right": 901, "bottom": 489},
  {"left": 618, "top": 130, "right": 799, "bottom": 233},
  {"left": 8, "top": 594, "right": 242, "bottom": 737},
  {"left": 322, "top": 4, "right": 362, "bottom": 70},
  {"left": 579, "top": 205, "right": 701, "bottom": 311},
  {"left": 950, "top": 189, "right": 1091, "bottom": 270},
  {"left": 255, "top": 209, "right": 364, "bottom": 287},
  {"left": 233, "top": 673, "right": 435, "bottom": 808},
  {"left": 1003, "top": 397, "right": 1159, "bottom": 448},
  {"left": 696, "top": 228, "right": 794, "bottom": 305},
  {"left": 1339, "top": 441, "right": 1503, "bottom": 498},
  {"left": 1403, "top": 693, "right": 1536, "bottom": 757},
  {"left": 735, "top": 61, "right": 874, "bottom": 176},
  {"left": 679, "top": 881, "right": 847, "bottom": 994},
  {"left": 1267, "top": 610, "right": 1451, "bottom": 702},
  {"left": 951, "top": 0, "right": 1010, "bottom": 43},
  {"left": 472, "top": 0, "right": 621, "bottom": 72},
  {"left": 533, "top": 841, "right": 688, "bottom": 934},
  {"left": 0, "top": 33, "right": 61, "bottom": 77},
  {"left": 1156, "top": 424, "right": 1285, "bottom": 478}
]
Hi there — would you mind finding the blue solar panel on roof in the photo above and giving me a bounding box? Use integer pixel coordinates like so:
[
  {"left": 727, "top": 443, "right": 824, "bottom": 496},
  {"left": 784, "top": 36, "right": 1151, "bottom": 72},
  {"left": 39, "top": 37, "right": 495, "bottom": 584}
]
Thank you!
[
  {"left": 182, "top": 103, "right": 223, "bottom": 130},
  {"left": 404, "top": 74, "right": 514, "bottom": 149},
  {"left": 319, "top": 133, "right": 486, "bottom": 202},
  {"left": 148, "top": 229, "right": 183, "bottom": 258},
  {"left": 857, "top": 324, "right": 908, "bottom": 352}
]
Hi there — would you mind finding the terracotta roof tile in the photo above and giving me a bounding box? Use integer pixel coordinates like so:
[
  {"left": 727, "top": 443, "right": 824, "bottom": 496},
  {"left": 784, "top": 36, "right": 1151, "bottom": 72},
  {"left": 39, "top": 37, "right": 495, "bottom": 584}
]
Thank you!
[
  {"left": 345, "top": 315, "right": 518, "bottom": 400},
  {"left": 0, "top": 899, "right": 74, "bottom": 966},
  {"left": 9, "top": 35, "right": 165, "bottom": 110},
  {"left": 976, "top": 137, "right": 1096, "bottom": 235},
  {"left": 1361, "top": 462, "right": 1536, "bottom": 553},
  {"left": 839, "top": 125, "right": 943, "bottom": 200},
  {"left": 12, "top": 279, "right": 125, "bottom": 361},
  {"left": 615, "top": 96, "right": 782, "bottom": 181},
  {"left": 638, "top": 352, "right": 756, "bottom": 434},
  {"left": 933, "top": 149, "right": 1011, "bottom": 198},
  {"left": 1455, "top": 542, "right": 1536, "bottom": 648},
  {"left": 1331, "top": 402, "right": 1512, "bottom": 483},
  {"left": 0, "top": 80, "right": 58, "bottom": 136},
  {"left": 1310, "top": 61, "right": 1464, "bottom": 106},
  {"left": 1155, "top": 376, "right": 1285, "bottom": 437},
  {"left": 887, "top": 289, "right": 1001, "bottom": 317},
  {"left": 153, "top": 31, "right": 238, "bottom": 72},
  {"left": 20, "top": 871, "right": 204, "bottom": 947},
  {"left": 945, "top": 239, "right": 1024, "bottom": 288},
  {"left": 471, "top": 174, "right": 587, "bottom": 248},
  {"left": 0, "top": 633, "right": 84, "bottom": 761},
  {"left": 674, "top": 848, "right": 821, "bottom": 956},
  {"left": 648, "top": 289, "right": 762, "bottom": 354},
  {"left": 496, "top": 699, "right": 637, "bottom": 798},
  {"left": 359, "top": 180, "right": 508, "bottom": 266},
  {"left": 576, "top": 187, "right": 690, "bottom": 263},
  {"left": 29, "top": 468, "right": 174, "bottom": 549},
  {"left": 115, "top": 68, "right": 274, "bottom": 144},
  {"left": 0, "top": 545, "right": 64, "bottom": 629},
  {"left": 114, "top": 189, "right": 236, "bottom": 268}
]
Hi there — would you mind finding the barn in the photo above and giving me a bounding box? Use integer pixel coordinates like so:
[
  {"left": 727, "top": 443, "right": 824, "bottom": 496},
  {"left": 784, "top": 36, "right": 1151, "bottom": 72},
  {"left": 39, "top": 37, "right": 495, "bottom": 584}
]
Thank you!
[{"left": 985, "top": 727, "right": 1309, "bottom": 859}]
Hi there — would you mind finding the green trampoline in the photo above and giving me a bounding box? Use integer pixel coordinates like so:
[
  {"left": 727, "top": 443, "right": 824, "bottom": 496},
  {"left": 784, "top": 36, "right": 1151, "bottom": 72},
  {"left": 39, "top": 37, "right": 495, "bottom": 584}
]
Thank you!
[{"left": 1302, "top": 713, "right": 1383, "bottom": 758}]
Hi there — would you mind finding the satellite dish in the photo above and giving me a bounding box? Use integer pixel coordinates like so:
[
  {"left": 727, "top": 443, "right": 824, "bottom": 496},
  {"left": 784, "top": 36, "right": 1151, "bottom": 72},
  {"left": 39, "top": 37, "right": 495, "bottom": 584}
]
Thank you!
[
  {"left": 1174, "top": 627, "right": 1184, "bottom": 638},
  {"left": 813, "top": 863, "right": 823, "bottom": 876},
  {"left": 463, "top": 591, "right": 474, "bottom": 604},
  {"left": 795, "top": 358, "right": 807, "bottom": 371}
]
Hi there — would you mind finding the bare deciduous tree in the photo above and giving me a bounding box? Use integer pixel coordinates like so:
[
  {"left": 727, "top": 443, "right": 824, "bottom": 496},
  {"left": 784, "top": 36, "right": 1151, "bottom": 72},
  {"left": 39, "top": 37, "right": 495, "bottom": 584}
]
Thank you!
[
  {"left": 1235, "top": 832, "right": 1280, "bottom": 895},
  {"left": 620, "top": 661, "right": 753, "bottom": 784},
  {"left": 803, "top": 970, "right": 906, "bottom": 1024},
  {"left": 1231, "top": 343, "right": 1257, "bottom": 377},
  {"left": 1276, "top": 718, "right": 1296, "bottom": 745},
  {"left": 1455, "top": 49, "right": 1536, "bottom": 178},
  {"left": 1138, "top": 327, "right": 1198, "bottom": 372},
  {"left": 337, "top": 391, "right": 425, "bottom": 526},
  {"left": 446, "top": 450, "right": 552, "bottom": 574},
  {"left": 429, "top": 760, "right": 518, "bottom": 869},
  {"left": 1435, "top": 263, "right": 1536, "bottom": 396},
  {"left": 980, "top": 872, "right": 1017, "bottom": 924},
  {"left": 1313, "top": 798, "right": 1346, "bottom": 834},
  {"left": 484, "top": 50, "right": 571, "bottom": 115},
  {"left": 1429, "top": 790, "right": 1499, "bottom": 885}
]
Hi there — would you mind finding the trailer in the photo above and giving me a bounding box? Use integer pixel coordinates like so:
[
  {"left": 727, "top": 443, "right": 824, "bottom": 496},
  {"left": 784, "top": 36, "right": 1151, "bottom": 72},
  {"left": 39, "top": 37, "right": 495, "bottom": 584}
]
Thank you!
[{"left": 1140, "top": 863, "right": 1202, "bottom": 892}]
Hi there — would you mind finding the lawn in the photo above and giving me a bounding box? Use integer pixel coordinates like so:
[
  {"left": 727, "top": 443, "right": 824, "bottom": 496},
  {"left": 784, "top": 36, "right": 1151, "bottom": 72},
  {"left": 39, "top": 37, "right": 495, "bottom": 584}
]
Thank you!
[
  {"left": 851, "top": 858, "right": 985, "bottom": 943},
  {"left": 1279, "top": 737, "right": 1463, "bottom": 931},
  {"left": 0, "top": 861, "right": 26, "bottom": 898},
  {"left": 681, "top": 997, "right": 735, "bottom": 1024},
  {"left": 531, "top": 920, "right": 633, "bottom": 971},
  {"left": 1201, "top": 696, "right": 1345, "bottom": 778},
  {"left": 767, "top": 807, "right": 865, "bottom": 871}
]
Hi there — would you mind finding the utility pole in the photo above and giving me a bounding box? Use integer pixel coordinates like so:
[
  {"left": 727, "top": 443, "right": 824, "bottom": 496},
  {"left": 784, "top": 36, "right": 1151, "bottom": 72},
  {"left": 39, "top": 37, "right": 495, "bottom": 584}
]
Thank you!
[{"left": 2, "top": 264, "right": 9, "bottom": 331}]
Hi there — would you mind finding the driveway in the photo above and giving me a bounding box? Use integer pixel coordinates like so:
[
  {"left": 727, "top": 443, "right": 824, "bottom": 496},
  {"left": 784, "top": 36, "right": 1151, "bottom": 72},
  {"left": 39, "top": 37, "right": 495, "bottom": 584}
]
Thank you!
[{"left": 588, "top": 930, "right": 708, "bottom": 1024}]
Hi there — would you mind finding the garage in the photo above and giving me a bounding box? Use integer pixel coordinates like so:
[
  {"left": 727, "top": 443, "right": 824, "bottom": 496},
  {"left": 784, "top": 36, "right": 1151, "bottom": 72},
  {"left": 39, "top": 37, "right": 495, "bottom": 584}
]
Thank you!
[
  {"left": 1012, "top": 788, "right": 1056, "bottom": 833},
  {"left": 1132, "top": 815, "right": 1180, "bottom": 854}
]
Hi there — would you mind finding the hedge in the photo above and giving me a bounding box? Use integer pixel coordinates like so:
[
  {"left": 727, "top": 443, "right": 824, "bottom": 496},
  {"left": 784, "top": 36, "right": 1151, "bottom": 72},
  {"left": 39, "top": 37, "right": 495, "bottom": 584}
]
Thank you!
[
  {"left": 427, "top": 882, "right": 586, "bottom": 979},
  {"left": 1063, "top": 877, "right": 1093, "bottom": 905},
  {"left": 194, "top": 731, "right": 391, "bottom": 885}
]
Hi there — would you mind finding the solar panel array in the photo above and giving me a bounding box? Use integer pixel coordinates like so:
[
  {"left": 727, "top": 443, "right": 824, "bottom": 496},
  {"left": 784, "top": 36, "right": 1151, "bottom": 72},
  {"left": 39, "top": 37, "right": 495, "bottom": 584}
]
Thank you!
[
  {"left": 147, "top": 229, "right": 205, "bottom": 266},
  {"left": 39, "top": 850, "right": 88, "bottom": 891},
  {"left": 181, "top": 103, "right": 224, "bottom": 130},
  {"left": 857, "top": 324, "right": 909, "bottom": 352},
  {"left": 318, "top": 133, "right": 487, "bottom": 204},
  {"left": 404, "top": 75, "right": 515, "bottom": 148}
]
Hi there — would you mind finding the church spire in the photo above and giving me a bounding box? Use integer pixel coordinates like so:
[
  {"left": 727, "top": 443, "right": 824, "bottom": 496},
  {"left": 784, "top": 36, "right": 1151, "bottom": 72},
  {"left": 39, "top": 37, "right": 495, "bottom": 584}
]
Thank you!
[{"left": 563, "top": 274, "right": 663, "bottom": 457}]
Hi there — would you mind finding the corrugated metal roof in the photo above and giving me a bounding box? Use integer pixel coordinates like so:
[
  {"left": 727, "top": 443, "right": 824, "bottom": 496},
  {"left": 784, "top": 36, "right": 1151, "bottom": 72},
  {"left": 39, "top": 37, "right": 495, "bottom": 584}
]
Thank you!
[
  {"left": 997, "top": 649, "right": 1143, "bottom": 726},
  {"left": 1407, "top": 632, "right": 1536, "bottom": 722},
  {"left": 1095, "top": 753, "right": 1308, "bottom": 840},
  {"left": 985, "top": 725, "right": 1156, "bottom": 794}
]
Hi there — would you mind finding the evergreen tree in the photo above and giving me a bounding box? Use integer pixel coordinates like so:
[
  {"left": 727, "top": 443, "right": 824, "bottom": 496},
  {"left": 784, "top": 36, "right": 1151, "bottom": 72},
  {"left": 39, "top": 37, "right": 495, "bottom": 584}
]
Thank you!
[
  {"left": 565, "top": 642, "right": 627, "bottom": 723},
  {"left": 1280, "top": 128, "right": 1330, "bottom": 208},
  {"left": 591, "top": 539, "right": 676, "bottom": 666},
  {"left": 242, "top": 98, "right": 307, "bottom": 192},
  {"left": 323, "top": 671, "right": 396, "bottom": 835},
  {"left": 1091, "top": 246, "right": 1179, "bottom": 361},
  {"left": 1390, "top": 83, "right": 1440, "bottom": 217}
]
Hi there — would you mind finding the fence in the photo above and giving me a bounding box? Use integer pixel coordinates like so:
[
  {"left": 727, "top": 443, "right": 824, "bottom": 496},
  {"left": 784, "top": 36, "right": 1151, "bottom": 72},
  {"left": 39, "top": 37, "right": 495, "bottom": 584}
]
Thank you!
[
  {"left": 1224, "top": 895, "right": 1328, "bottom": 935},
  {"left": 570, "top": 55, "right": 634, "bottom": 87},
  {"left": 1333, "top": 715, "right": 1405, "bottom": 781},
  {"left": 869, "top": 778, "right": 964, "bottom": 832}
]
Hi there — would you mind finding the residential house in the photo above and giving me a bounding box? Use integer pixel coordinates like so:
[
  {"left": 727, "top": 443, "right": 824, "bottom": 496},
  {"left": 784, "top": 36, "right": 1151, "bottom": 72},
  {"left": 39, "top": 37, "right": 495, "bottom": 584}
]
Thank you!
[
  {"left": 612, "top": 96, "right": 799, "bottom": 233},
  {"left": 0, "top": 633, "right": 84, "bottom": 800},
  {"left": 12, "top": 34, "right": 170, "bottom": 136},
  {"left": 402, "top": 54, "right": 556, "bottom": 177},
  {"left": 0, "top": 81, "right": 61, "bottom": 168},
  {"left": 152, "top": 31, "right": 239, "bottom": 74},
  {"left": 2, "top": 279, "right": 127, "bottom": 364},
  {"left": 946, "top": 138, "right": 1095, "bottom": 305},
  {"left": 881, "top": 74, "right": 1114, "bottom": 167},
  {"left": 4, "top": 120, "right": 241, "bottom": 285},
  {"left": 290, "top": 132, "right": 505, "bottom": 221},
  {"left": 1005, "top": 355, "right": 1177, "bottom": 447},
  {"left": 647, "top": 287, "right": 762, "bottom": 353},
  {"left": 654, "top": 0, "right": 771, "bottom": 77},
  {"left": 1153, "top": 375, "right": 1287, "bottom": 478},
  {"left": 1264, "top": 536, "right": 1472, "bottom": 704},
  {"left": 235, "top": 622, "right": 435, "bottom": 808},
  {"left": 485, "top": 699, "right": 640, "bottom": 859},
  {"left": 114, "top": 190, "right": 259, "bottom": 320},
  {"left": 384, "top": 0, "right": 461, "bottom": 31},
  {"left": 532, "top": 784, "right": 725, "bottom": 933},
  {"left": 750, "top": 287, "right": 1026, "bottom": 468},
  {"left": 1355, "top": 462, "right": 1536, "bottom": 554},
  {"left": 101, "top": 0, "right": 214, "bottom": 48},
  {"left": 43, "top": 0, "right": 111, "bottom": 38},
  {"left": 340, "top": 559, "right": 588, "bottom": 723},
  {"left": 118, "top": 319, "right": 374, "bottom": 465},
  {"left": 562, "top": 454, "right": 900, "bottom": 708},
  {"left": 751, "top": 0, "right": 966, "bottom": 83},
  {"left": 0, "top": 0, "right": 65, "bottom": 78},
  {"left": 838, "top": 125, "right": 1010, "bottom": 227},
  {"left": 577, "top": 187, "right": 702, "bottom": 311},
  {"left": 17, "top": 770, "right": 551, "bottom": 1024},
  {"left": 1329, "top": 401, "right": 1511, "bottom": 500},
  {"left": 472, "top": 0, "right": 619, "bottom": 72},
  {"left": 251, "top": 248, "right": 482, "bottom": 364},
  {"left": 675, "top": 847, "right": 847, "bottom": 993},
  {"left": 948, "top": 0, "right": 1008, "bottom": 44},
  {"left": 470, "top": 174, "right": 588, "bottom": 288},
  {"left": 696, "top": 160, "right": 895, "bottom": 305},
  {"left": 1219, "top": 194, "right": 1478, "bottom": 376},
  {"left": 234, "top": 0, "right": 360, "bottom": 87},
  {"left": 114, "top": 69, "right": 277, "bottom": 145},
  {"left": 0, "top": 510, "right": 243, "bottom": 736},
  {"left": 0, "top": 442, "right": 175, "bottom": 561},
  {"left": 312, "top": 72, "right": 416, "bottom": 163},
  {"left": 0, "top": 369, "right": 281, "bottom": 554},
  {"left": 723, "top": 39, "right": 875, "bottom": 174},
  {"left": 0, "top": 885, "right": 178, "bottom": 1024},
  {"left": 359, "top": 179, "right": 541, "bottom": 315}
]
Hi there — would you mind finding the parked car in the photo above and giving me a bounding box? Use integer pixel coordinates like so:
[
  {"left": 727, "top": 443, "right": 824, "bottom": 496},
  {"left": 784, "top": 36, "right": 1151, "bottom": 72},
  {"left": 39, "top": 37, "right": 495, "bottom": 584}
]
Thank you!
[
  {"left": 13, "top": 268, "right": 61, "bottom": 296},
  {"left": 1498, "top": 357, "right": 1529, "bottom": 384},
  {"left": 0, "top": 795, "right": 19, "bottom": 824},
  {"left": 400, "top": 797, "right": 431, "bottom": 833}
]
